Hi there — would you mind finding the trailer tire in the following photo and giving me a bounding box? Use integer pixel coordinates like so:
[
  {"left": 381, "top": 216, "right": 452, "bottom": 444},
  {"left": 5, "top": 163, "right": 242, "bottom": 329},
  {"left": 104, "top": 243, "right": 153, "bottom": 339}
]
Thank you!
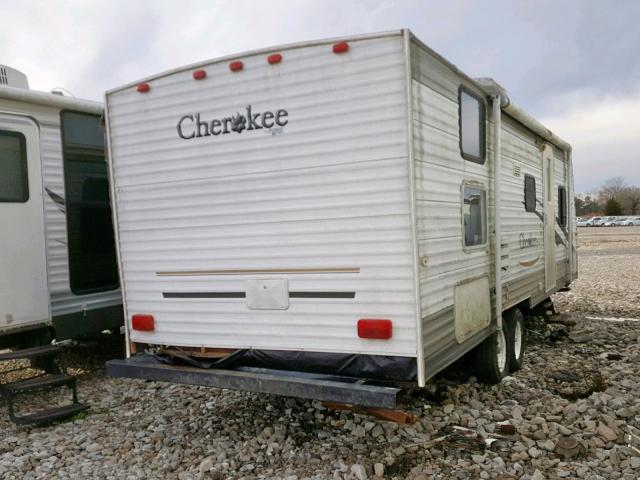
[
  {"left": 474, "top": 328, "right": 509, "bottom": 384},
  {"left": 505, "top": 308, "right": 526, "bottom": 372}
]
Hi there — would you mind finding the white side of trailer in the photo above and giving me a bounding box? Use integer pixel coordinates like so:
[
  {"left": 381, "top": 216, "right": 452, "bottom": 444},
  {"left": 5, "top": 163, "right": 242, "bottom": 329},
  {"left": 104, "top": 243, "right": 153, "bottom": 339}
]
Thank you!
[
  {"left": 408, "top": 37, "right": 573, "bottom": 379},
  {"left": 410, "top": 44, "right": 494, "bottom": 378},
  {"left": 0, "top": 91, "right": 121, "bottom": 334},
  {"left": 499, "top": 117, "right": 546, "bottom": 301},
  {"left": 0, "top": 113, "right": 49, "bottom": 331},
  {"left": 106, "top": 33, "right": 420, "bottom": 357}
]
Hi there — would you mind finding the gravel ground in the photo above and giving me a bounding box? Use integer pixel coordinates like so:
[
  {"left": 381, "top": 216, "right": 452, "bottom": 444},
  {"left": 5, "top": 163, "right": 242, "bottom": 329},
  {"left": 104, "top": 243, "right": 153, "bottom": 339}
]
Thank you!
[
  {"left": 1, "top": 228, "right": 640, "bottom": 480},
  {"left": 553, "top": 226, "right": 640, "bottom": 318}
]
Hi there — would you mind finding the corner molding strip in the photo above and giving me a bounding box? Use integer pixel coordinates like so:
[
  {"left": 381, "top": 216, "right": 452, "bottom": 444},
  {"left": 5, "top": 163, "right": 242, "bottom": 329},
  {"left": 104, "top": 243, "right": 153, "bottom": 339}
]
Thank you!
[{"left": 156, "top": 267, "right": 360, "bottom": 276}]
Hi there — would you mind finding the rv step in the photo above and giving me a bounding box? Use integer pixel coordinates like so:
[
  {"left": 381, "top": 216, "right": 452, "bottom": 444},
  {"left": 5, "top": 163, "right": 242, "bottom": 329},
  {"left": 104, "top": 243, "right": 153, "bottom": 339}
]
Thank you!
[
  {"left": 0, "top": 345, "right": 61, "bottom": 362},
  {"left": 0, "top": 345, "right": 89, "bottom": 425},
  {"left": 1, "top": 374, "right": 75, "bottom": 394},
  {"left": 10, "top": 403, "right": 89, "bottom": 426},
  {"left": 107, "top": 354, "right": 402, "bottom": 409}
]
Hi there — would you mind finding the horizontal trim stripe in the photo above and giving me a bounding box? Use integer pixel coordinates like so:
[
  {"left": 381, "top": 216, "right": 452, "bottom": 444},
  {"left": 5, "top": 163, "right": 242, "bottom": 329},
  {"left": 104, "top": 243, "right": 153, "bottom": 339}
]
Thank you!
[
  {"left": 157, "top": 267, "right": 361, "bottom": 276},
  {"left": 163, "top": 292, "right": 245, "bottom": 299},
  {"left": 290, "top": 291, "right": 356, "bottom": 299},
  {"left": 162, "top": 291, "right": 356, "bottom": 299}
]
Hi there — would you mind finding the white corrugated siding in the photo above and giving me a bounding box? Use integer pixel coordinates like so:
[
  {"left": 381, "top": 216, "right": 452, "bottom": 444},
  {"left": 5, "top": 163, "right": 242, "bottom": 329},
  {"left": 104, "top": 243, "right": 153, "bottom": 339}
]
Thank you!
[
  {"left": 500, "top": 115, "right": 570, "bottom": 300},
  {"left": 107, "top": 34, "right": 418, "bottom": 356},
  {"left": 0, "top": 99, "right": 121, "bottom": 317},
  {"left": 411, "top": 77, "right": 493, "bottom": 375},
  {"left": 499, "top": 116, "right": 546, "bottom": 302},
  {"left": 554, "top": 147, "right": 569, "bottom": 279},
  {"left": 410, "top": 38, "right": 572, "bottom": 378},
  {"left": 412, "top": 78, "right": 493, "bottom": 316}
]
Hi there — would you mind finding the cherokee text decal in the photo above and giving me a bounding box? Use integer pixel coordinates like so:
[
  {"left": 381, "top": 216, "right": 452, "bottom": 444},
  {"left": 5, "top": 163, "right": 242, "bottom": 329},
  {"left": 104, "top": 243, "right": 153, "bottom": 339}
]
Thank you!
[{"left": 177, "top": 105, "right": 288, "bottom": 139}]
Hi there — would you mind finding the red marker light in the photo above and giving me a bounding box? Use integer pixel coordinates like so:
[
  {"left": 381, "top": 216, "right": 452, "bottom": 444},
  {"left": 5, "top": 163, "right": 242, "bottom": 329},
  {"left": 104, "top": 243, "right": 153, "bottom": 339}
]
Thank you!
[
  {"left": 136, "top": 83, "right": 150, "bottom": 93},
  {"left": 132, "top": 314, "right": 155, "bottom": 331},
  {"left": 357, "top": 319, "right": 392, "bottom": 339},
  {"left": 229, "top": 61, "right": 243, "bottom": 72},
  {"left": 193, "top": 69, "right": 207, "bottom": 80},
  {"left": 332, "top": 42, "right": 349, "bottom": 54},
  {"left": 267, "top": 53, "right": 282, "bottom": 64}
]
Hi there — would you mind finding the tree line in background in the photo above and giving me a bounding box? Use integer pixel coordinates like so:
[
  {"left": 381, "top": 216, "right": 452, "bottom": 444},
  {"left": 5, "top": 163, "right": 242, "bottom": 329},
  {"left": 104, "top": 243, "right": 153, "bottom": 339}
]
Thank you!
[{"left": 576, "top": 177, "right": 640, "bottom": 216}]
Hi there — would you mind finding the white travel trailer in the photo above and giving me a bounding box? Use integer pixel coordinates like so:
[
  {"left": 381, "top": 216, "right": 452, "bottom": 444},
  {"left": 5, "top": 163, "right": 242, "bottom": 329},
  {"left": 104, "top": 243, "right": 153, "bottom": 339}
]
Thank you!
[
  {"left": 105, "top": 30, "right": 576, "bottom": 408},
  {"left": 0, "top": 66, "right": 122, "bottom": 349}
]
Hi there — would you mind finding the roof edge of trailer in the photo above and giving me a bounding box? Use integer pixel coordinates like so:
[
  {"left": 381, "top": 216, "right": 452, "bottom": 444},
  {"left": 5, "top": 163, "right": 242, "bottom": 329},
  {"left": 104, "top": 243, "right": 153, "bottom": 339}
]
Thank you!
[
  {"left": 408, "top": 32, "right": 571, "bottom": 153},
  {"left": 500, "top": 101, "right": 571, "bottom": 153},
  {"left": 104, "top": 28, "right": 570, "bottom": 153},
  {"left": 0, "top": 84, "right": 102, "bottom": 114},
  {"left": 105, "top": 30, "right": 405, "bottom": 96}
]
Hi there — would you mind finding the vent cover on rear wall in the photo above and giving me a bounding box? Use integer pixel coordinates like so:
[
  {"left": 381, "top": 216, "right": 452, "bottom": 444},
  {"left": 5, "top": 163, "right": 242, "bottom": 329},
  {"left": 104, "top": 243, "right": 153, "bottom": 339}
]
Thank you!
[{"left": 0, "top": 67, "right": 7, "bottom": 85}]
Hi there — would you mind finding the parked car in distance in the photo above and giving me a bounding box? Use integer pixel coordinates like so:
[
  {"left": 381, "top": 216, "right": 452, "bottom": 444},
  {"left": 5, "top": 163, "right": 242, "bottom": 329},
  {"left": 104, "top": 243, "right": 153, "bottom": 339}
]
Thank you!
[
  {"left": 620, "top": 217, "right": 640, "bottom": 226},
  {"left": 604, "top": 216, "right": 621, "bottom": 227},
  {"left": 577, "top": 218, "right": 590, "bottom": 227},
  {"left": 590, "top": 217, "right": 604, "bottom": 226}
]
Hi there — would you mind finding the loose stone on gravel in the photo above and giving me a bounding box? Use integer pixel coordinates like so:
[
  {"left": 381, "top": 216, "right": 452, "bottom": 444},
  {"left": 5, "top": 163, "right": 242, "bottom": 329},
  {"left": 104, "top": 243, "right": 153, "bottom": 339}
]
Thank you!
[
  {"left": 597, "top": 423, "right": 619, "bottom": 442},
  {"left": 350, "top": 463, "right": 367, "bottom": 480}
]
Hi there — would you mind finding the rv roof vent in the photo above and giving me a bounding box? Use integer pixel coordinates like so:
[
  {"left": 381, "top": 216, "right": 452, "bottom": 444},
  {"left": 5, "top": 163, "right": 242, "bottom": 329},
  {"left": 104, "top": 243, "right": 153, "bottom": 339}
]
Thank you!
[{"left": 0, "top": 65, "right": 29, "bottom": 89}]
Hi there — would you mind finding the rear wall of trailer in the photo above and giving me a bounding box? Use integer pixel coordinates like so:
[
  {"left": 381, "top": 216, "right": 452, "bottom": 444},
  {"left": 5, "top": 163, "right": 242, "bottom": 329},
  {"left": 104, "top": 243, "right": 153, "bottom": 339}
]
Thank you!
[{"left": 106, "top": 32, "right": 421, "bottom": 358}]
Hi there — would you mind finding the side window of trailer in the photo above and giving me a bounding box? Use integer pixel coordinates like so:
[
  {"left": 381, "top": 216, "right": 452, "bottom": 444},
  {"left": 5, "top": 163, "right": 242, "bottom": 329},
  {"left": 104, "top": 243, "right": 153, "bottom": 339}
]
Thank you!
[
  {"left": 458, "top": 86, "right": 486, "bottom": 164},
  {"left": 0, "top": 130, "right": 29, "bottom": 202},
  {"left": 61, "top": 111, "right": 119, "bottom": 294},
  {"left": 462, "top": 184, "right": 487, "bottom": 248},
  {"left": 558, "top": 185, "right": 567, "bottom": 227},
  {"left": 524, "top": 174, "right": 536, "bottom": 212}
]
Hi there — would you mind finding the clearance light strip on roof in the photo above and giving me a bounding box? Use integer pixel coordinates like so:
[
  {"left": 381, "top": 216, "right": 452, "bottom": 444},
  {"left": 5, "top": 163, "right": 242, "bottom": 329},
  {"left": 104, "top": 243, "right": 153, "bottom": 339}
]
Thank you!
[
  {"left": 138, "top": 41, "right": 351, "bottom": 92},
  {"left": 156, "top": 267, "right": 361, "bottom": 276}
]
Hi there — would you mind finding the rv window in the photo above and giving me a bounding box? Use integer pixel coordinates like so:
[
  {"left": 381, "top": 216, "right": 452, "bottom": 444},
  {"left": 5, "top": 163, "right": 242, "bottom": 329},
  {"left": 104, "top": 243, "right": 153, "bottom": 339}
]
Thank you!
[
  {"left": 524, "top": 174, "right": 536, "bottom": 212},
  {"left": 463, "top": 185, "right": 486, "bottom": 247},
  {"left": 61, "top": 111, "right": 105, "bottom": 149},
  {"left": 0, "top": 130, "right": 28, "bottom": 202},
  {"left": 558, "top": 185, "right": 567, "bottom": 227},
  {"left": 61, "top": 111, "right": 118, "bottom": 294},
  {"left": 458, "top": 87, "right": 486, "bottom": 164}
]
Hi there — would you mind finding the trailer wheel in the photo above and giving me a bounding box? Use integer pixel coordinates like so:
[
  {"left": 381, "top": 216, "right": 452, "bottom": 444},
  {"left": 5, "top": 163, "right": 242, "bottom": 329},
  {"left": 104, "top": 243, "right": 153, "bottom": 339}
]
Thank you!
[
  {"left": 474, "top": 328, "right": 509, "bottom": 384},
  {"left": 505, "top": 308, "right": 526, "bottom": 372}
]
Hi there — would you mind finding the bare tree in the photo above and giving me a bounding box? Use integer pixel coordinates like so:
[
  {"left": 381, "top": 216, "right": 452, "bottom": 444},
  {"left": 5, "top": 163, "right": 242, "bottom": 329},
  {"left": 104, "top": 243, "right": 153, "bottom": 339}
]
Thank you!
[
  {"left": 620, "top": 187, "right": 640, "bottom": 215},
  {"left": 582, "top": 178, "right": 640, "bottom": 216},
  {"left": 600, "top": 177, "right": 626, "bottom": 200}
]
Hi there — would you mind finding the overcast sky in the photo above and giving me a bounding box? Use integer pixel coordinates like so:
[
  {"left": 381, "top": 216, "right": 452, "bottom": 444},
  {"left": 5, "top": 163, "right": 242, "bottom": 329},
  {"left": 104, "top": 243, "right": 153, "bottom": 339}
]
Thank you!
[{"left": 2, "top": 0, "right": 639, "bottom": 192}]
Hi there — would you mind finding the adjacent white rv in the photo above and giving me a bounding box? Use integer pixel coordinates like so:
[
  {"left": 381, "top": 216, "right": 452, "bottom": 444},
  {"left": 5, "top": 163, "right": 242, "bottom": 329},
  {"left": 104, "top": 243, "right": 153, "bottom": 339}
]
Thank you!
[
  {"left": 0, "top": 66, "right": 122, "bottom": 348},
  {"left": 105, "top": 30, "right": 576, "bottom": 407}
]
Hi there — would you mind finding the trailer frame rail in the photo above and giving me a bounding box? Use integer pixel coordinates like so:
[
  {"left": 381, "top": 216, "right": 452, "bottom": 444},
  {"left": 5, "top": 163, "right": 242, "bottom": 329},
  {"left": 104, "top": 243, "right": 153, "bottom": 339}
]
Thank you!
[{"left": 106, "top": 354, "right": 403, "bottom": 409}]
